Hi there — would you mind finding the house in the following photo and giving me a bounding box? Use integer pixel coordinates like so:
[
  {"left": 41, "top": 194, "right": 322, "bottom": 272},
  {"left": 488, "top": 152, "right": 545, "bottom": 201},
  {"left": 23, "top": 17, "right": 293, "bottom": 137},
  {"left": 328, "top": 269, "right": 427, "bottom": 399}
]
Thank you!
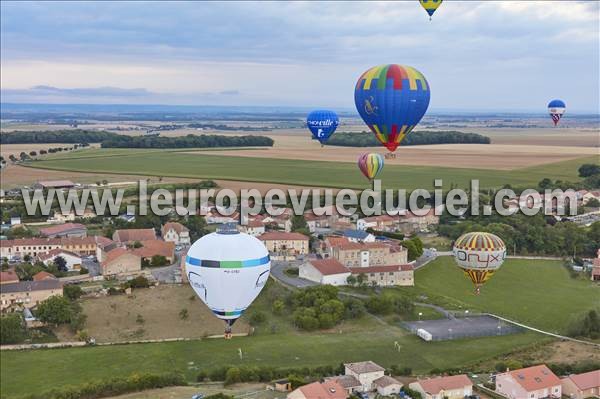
[
  {"left": 592, "top": 249, "right": 600, "bottom": 282},
  {"left": 112, "top": 228, "right": 156, "bottom": 244},
  {"left": 32, "top": 271, "right": 57, "bottom": 281},
  {"left": 239, "top": 220, "right": 266, "bottom": 237},
  {"left": 409, "top": 374, "right": 473, "bottom": 399},
  {"left": 495, "top": 365, "right": 561, "bottom": 399},
  {"left": 0, "top": 279, "right": 63, "bottom": 312},
  {"left": 205, "top": 210, "right": 240, "bottom": 225},
  {"left": 259, "top": 231, "right": 310, "bottom": 261},
  {"left": 373, "top": 375, "right": 403, "bottom": 396},
  {"left": 329, "top": 239, "right": 407, "bottom": 268},
  {"left": 95, "top": 236, "right": 117, "bottom": 263},
  {"left": 40, "top": 223, "right": 87, "bottom": 238},
  {"left": 101, "top": 248, "right": 142, "bottom": 277},
  {"left": 10, "top": 216, "right": 21, "bottom": 226},
  {"left": 0, "top": 237, "right": 98, "bottom": 258},
  {"left": 348, "top": 264, "right": 414, "bottom": 287},
  {"left": 0, "top": 269, "right": 19, "bottom": 285},
  {"left": 49, "top": 209, "right": 96, "bottom": 223},
  {"left": 300, "top": 259, "right": 351, "bottom": 286},
  {"left": 131, "top": 240, "right": 175, "bottom": 263},
  {"left": 561, "top": 370, "right": 600, "bottom": 399},
  {"left": 161, "top": 222, "right": 191, "bottom": 246},
  {"left": 37, "top": 248, "right": 82, "bottom": 271},
  {"left": 398, "top": 208, "right": 440, "bottom": 234},
  {"left": 329, "top": 375, "right": 362, "bottom": 395},
  {"left": 342, "top": 229, "right": 376, "bottom": 243},
  {"left": 356, "top": 214, "right": 398, "bottom": 232},
  {"left": 273, "top": 379, "right": 292, "bottom": 392},
  {"left": 344, "top": 361, "right": 386, "bottom": 392},
  {"left": 287, "top": 380, "right": 346, "bottom": 399},
  {"left": 35, "top": 180, "right": 76, "bottom": 190}
]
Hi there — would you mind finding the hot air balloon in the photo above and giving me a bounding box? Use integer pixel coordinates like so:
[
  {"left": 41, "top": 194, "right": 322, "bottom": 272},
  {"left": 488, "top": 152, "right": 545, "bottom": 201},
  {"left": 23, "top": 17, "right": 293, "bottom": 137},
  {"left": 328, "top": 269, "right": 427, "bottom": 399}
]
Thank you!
[
  {"left": 419, "top": 0, "right": 443, "bottom": 20},
  {"left": 452, "top": 232, "right": 506, "bottom": 294},
  {"left": 354, "top": 64, "right": 430, "bottom": 157},
  {"left": 185, "top": 224, "right": 270, "bottom": 338},
  {"left": 358, "top": 152, "right": 384, "bottom": 183},
  {"left": 548, "top": 99, "right": 566, "bottom": 126},
  {"left": 307, "top": 110, "right": 339, "bottom": 146}
]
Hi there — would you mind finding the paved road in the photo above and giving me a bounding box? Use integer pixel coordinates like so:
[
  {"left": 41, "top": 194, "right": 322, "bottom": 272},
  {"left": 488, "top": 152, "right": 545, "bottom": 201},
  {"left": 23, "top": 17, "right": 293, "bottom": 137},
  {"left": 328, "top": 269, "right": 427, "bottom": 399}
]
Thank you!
[{"left": 270, "top": 260, "right": 317, "bottom": 288}]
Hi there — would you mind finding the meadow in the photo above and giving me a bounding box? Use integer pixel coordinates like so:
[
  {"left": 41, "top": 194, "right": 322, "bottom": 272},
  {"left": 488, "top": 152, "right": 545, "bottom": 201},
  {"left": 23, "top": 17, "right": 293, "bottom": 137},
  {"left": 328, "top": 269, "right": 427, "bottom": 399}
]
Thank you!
[
  {"left": 23, "top": 149, "right": 597, "bottom": 190},
  {"left": 1, "top": 258, "right": 597, "bottom": 398}
]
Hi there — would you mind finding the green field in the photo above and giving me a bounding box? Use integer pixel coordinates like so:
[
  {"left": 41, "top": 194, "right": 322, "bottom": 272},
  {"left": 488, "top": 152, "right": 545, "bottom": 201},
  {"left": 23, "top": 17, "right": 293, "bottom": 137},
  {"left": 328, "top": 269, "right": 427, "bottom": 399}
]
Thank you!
[
  {"left": 411, "top": 258, "right": 600, "bottom": 333},
  {"left": 25, "top": 149, "right": 597, "bottom": 190},
  {"left": 2, "top": 258, "right": 597, "bottom": 397}
]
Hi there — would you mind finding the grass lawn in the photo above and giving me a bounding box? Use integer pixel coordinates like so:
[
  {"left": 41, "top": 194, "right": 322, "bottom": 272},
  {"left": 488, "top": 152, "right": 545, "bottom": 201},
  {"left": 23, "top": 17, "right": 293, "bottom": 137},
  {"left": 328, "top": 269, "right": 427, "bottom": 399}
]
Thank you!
[
  {"left": 25, "top": 149, "right": 597, "bottom": 190},
  {"left": 411, "top": 257, "right": 600, "bottom": 333},
  {"left": 0, "top": 330, "right": 542, "bottom": 398}
]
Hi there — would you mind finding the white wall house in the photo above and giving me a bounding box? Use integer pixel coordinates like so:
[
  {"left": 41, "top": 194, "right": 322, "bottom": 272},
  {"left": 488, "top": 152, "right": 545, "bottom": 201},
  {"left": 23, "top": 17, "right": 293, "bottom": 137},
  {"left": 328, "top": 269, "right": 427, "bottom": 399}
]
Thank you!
[
  {"left": 344, "top": 361, "right": 386, "bottom": 392},
  {"left": 38, "top": 249, "right": 82, "bottom": 271},
  {"left": 300, "top": 259, "right": 350, "bottom": 286},
  {"left": 161, "top": 222, "right": 191, "bottom": 246}
]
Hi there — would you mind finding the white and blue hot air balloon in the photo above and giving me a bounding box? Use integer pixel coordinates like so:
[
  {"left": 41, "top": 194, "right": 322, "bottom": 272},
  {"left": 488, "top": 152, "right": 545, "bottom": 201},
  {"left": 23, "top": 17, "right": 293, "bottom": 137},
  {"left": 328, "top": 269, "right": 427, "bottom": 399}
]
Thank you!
[
  {"left": 185, "top": 224, "right": 270, "bottom": 338},
  {"left": 548, "top": 99, "right": 566, "bottom": 126}
]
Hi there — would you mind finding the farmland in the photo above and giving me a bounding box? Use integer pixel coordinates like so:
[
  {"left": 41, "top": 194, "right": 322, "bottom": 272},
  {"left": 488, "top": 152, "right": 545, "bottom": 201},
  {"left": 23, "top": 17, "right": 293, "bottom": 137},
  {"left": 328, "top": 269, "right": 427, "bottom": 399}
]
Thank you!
[
  {"left": 20, "top": 148, "right": 597, "bottom": 190},
  {"left": 2, "top": 258, "right": 598, "bottom": 398}
]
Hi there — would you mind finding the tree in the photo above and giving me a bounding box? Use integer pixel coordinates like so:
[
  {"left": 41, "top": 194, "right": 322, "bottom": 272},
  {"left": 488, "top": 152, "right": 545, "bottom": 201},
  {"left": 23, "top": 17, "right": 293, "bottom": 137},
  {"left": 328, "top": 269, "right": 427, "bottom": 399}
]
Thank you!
[
  {"left": 291, "top": 215, "right": 309, "bottom": 234},
  {"left": 29, "top": 151, "right": 37, "bottom": 157},
  {"left": 224, "top": 367, "right": 241, "bottom": 385},
  {"left": 356, "top": 273, "right": 367, "bottom": 287},
  {"left": 132, "top": 241, "right": 143, "bottom": 248},
  {"left": 184, "top": 215, "right": 208, "bottom": 241},
  {"left": 249, "top": 311, "right": 267, "bottom": 326},
  {"left": 36, "top": 296, "right": 75, "bottom": 325},
  {"left": 586, "top": 198, "right": 600, "bottom": 208},
  {"left": 0, "top": 313, "right": 26, "bottom": 344},
  {"left": 272, "top": 300, "right": 285, "bottom": 315},
  {"left": 64, "top": 285, "right": 83, "bottom": 301},
  {"left": 150, "top": 255, "right": 168, "bottom": 267},
  {"left": 579, "top": 163, "right": 600, "bottom": 178},
  {"left": 53, "top": 256, "right": 68, "bottom": 272},
  {"left": 346, "top": 275, "right": 357, "bottom": 286},
  {"left": 179, "top": 308, "right": 189, "bottom": 320}
]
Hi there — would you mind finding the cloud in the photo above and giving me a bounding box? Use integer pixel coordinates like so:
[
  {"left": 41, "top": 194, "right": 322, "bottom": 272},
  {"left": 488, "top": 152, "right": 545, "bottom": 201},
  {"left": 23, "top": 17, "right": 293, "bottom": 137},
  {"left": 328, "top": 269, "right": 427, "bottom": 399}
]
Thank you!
[{"left": 0, "top": 1, "right": 598, "bottom": 110}]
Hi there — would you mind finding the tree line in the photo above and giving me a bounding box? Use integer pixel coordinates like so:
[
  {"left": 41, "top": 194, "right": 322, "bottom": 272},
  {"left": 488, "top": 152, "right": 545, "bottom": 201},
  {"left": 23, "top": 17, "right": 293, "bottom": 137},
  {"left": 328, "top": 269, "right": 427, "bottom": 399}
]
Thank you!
[
  {"left": 0, "top": 129, "right": 115, "bottom": 144},
  {"left": 100, "top": 133, "right": 274, "bottom": 148},
  {"left": 325, "top": 130, "right": 491, "bottom": 147}
]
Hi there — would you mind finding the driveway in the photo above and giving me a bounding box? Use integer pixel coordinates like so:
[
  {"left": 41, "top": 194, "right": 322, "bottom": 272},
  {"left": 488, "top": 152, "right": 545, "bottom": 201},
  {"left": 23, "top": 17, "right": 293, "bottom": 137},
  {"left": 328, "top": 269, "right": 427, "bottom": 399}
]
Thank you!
[{"left": 270, "top": 260, "right": 317, "bottom": 288}]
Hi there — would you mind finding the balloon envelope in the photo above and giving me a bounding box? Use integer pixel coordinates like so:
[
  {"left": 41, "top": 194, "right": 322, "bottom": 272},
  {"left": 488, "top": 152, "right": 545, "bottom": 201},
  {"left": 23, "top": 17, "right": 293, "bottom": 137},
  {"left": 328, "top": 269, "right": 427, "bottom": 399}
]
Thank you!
[
  {"left": 358, "top": 153, "right": 384, "bottom": 181},
  {"left": 307, "top": 110, "right": 339, "bottom": 145},
  {"left": 419, "top": 0, "right": 443, "bottom": 18},
  {"left": 548, "top": 99, "right": 566, "bottom": 126},
  {"left": 354, "top": 64, "right": 430, "bottom": 153},
  {"left": 185, "top": 227, "right": 270, "bottom": 326},
  {"left": 452, "top": 232, "right": 506, "bottom": 292}
]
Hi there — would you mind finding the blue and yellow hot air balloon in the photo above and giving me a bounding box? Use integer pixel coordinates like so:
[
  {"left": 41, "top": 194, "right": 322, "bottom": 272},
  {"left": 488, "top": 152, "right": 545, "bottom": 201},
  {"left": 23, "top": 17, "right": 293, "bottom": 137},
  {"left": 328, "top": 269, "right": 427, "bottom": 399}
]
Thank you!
[
  {"left": 354, "top": 64, "right": 430, "bottom": 154},
  {"left": 358, "top": 153, "right": 384, "bottom": 181},
  {"left": 306, "top": 110, "right": 339, "bottom": 145},
  {"left": 419, "top": 0, "right": 443, "bottom": 20}
]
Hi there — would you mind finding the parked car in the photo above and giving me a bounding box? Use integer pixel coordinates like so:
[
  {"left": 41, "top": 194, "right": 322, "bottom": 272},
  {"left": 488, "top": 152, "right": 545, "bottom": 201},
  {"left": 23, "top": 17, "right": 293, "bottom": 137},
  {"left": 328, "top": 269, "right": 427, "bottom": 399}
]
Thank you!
[{"left": 191, "top": 394, "right": 204, "bottom": 399}]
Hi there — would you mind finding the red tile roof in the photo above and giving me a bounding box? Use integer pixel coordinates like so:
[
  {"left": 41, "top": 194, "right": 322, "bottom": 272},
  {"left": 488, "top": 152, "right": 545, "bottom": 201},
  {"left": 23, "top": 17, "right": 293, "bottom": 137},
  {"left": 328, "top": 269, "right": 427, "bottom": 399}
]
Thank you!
[
  {"left": 416, "top": 374, "right": 472, "bottom": 395},
  {"left": 39, "top": 223, "right": 86, "bottom": 237},
  {"left": 0, "top": 269, "right": 19, "bottom": 284},
  {"left": 161, "top": 222, "right": 189, "bottom": 235},
  {"left": 113, "top": 228, "right": 156, "bottom": 243},
  {"left": 245, "top": 220, "right": 266, "bottom": 228},
  {"left": 326, "top": 236, "right": 350, "bottom": 248},
  {"left": 101, "top": 248, "right": 139, "bottom": 267},
  {"left": 296, "top": 380, "right": 346, "bottom": 399},
  {"left": 131, "top": 240, "right": 175, "bottom": 259},
  {"left": 33, "top": 271, "right": 57, "bottom": 281},
  {"left": 258, "top": 231, "right": 309, "bottom": 241},
  {"left": 309, "top": 259, "right": 349, "bottom": 276},
  {"left": 507, "top": 365, "right": 561, "bottom": 392},
  {"left": 37, "top": 248, "right": 81, "bottom": 261},
  {"left": 564, "top": 370, "right": 600, "bottom": 390},
  {"left": 345, "top": 361, "right": 386, "bottom": 374}
]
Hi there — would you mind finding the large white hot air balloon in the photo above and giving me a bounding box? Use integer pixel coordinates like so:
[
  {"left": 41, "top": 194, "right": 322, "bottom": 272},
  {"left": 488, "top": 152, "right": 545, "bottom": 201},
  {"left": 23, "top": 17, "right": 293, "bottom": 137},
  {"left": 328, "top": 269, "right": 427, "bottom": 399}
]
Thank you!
[{"left": 185, "top": 224, "right": 270, "bottom": 338}]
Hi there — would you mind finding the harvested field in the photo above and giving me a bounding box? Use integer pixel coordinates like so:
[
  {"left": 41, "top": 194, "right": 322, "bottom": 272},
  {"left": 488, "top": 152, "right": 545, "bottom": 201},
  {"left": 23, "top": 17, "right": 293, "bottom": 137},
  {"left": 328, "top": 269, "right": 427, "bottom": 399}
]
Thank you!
[{"left": 76, "top": 285, "right": 249, "bottom": 343}]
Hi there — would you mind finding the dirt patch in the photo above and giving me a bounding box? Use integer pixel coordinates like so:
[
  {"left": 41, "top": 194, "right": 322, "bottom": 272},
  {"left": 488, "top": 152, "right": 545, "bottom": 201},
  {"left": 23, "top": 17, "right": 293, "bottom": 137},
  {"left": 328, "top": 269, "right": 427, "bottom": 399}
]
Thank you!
[
  {"left": 76, "top": 285, "right": 250, "bottom": 343},
  {"left": 106, "top": 383, "right": 278, "bottom": 399}
]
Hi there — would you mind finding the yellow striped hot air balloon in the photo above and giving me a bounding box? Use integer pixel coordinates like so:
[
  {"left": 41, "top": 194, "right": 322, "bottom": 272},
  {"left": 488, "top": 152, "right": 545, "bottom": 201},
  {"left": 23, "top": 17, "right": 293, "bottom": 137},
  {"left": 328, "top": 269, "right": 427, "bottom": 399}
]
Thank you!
[
  {"left": 419, "top": 0, "right": 443, "bottom": 20},
  {"left": 452, "top": 232, "right": 506, "bottom": 294}
]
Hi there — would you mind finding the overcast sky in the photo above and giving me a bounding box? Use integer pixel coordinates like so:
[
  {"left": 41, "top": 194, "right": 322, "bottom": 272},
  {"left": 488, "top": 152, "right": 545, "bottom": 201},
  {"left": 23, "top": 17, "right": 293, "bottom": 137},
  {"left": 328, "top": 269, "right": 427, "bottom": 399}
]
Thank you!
[{"left": 1, "top": 1, "right": 598, "bottom": 112}]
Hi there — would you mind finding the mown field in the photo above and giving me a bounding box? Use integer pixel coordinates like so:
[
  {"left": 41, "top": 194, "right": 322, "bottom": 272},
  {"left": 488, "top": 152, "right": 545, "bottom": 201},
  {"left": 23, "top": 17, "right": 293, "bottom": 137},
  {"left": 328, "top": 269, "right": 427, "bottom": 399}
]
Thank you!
[
  {"left": 2, "top": 258, "right": 597, "bottom": 398},
  {"left": 411, "top": 258, "right": 600, "bottom": 333},
  {"left": 23, "top": 148, "right": 597, "bottom": 190}
]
